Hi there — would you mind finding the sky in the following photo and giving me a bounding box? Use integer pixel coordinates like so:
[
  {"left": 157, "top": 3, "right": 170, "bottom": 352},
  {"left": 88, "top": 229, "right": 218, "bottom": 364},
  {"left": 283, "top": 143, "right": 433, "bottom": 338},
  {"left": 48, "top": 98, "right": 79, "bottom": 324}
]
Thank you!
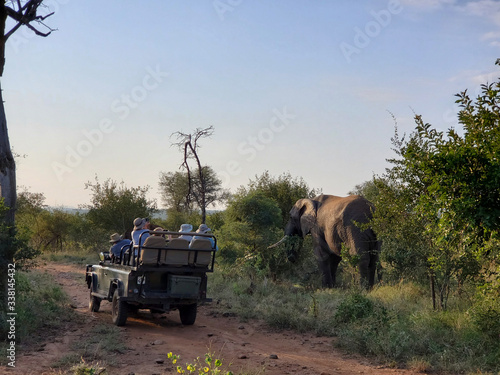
[{"left": 3, "top": 0, "right": 500, "bottom": 209}]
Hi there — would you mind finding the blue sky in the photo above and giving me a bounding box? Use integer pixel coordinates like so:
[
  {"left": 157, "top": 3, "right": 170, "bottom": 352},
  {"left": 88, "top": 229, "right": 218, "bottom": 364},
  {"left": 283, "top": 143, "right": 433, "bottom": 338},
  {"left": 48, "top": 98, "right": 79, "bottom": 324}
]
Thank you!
[{"left": 3, "top": 0, "right": 500, "bottom": 208}]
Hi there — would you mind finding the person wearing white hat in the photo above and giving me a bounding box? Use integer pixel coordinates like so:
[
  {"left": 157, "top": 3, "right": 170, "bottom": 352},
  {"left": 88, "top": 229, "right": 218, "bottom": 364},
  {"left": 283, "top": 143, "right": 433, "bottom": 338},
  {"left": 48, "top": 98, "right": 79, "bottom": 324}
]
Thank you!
[{"left": 178, "top": 223, "right": 193, "bottom": 242}]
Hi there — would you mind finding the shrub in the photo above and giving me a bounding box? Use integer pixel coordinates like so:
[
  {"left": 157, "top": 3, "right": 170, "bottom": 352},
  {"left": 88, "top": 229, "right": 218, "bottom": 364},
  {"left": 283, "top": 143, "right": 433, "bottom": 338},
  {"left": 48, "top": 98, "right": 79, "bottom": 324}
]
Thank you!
[
  {"left": 334, "top": 293, "right": 374, "bottom": 324},
  {"left": 468, "top": 297, "right": 500, "bottom": 339}
]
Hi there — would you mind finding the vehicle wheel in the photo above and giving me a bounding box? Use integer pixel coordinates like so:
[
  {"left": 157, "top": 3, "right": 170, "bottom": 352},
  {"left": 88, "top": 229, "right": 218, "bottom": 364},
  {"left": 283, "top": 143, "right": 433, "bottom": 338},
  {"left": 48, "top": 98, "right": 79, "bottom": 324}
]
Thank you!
[
  {"left": 111, "top": 289, "right": 128, "bottom": 326},
  {"left": 179, "top": 304, "right": 197, "bottom": 325},
  {"left": 89, "top": 283, "right": 101, "bottom": 312}
]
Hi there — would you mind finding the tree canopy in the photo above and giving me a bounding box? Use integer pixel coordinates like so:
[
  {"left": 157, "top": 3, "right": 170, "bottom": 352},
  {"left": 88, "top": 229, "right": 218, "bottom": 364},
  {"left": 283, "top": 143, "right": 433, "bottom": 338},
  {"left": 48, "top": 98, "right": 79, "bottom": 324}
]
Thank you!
[
  {"left": 240, "top": 171, "right": 318, "bottom": 226},
  {"left": 159, "top": 166, "right": 229, "bottom": 215},
  {"left": 83, "top": 177, "right": 156, "bottom": 236},
  {"left": 370, "top": 62, "right": 500, "bottom": 307}
]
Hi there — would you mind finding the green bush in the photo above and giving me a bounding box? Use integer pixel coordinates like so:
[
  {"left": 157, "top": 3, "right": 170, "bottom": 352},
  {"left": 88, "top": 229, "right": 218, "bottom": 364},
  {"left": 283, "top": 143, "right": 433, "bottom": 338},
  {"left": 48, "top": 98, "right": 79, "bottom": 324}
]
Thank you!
[
  {"left": 334, "top": 293, "right": 374, "bottom": 324},
  {"left": 0, "top": 270, "right": 70, "bottom": 366},
  {"left": 468, "top": 297, "right": 500, "bottom": 339},
  {"left": 14, "top": 271, "right": 69, "bottom": 340}
]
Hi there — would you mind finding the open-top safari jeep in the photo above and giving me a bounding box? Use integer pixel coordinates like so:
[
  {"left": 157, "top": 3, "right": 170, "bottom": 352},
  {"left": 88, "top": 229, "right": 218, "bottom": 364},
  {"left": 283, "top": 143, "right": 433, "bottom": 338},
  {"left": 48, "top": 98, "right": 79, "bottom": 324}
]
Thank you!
[{"left": 85, "top": 230, "right": 217, "bottom": 326}]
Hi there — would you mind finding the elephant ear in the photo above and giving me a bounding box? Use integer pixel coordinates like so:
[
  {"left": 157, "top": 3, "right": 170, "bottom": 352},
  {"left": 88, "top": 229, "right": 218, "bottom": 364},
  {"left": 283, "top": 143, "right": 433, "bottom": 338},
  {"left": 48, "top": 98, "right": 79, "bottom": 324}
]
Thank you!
[{"left": 295, "top": 199, "right": 317, "bottom": 236}]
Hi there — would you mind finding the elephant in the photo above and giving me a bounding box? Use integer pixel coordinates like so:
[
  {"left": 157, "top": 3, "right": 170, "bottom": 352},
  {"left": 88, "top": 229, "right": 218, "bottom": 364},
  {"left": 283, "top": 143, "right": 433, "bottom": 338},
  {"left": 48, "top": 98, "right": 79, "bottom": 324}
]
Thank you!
[{"left": 270, "top": 194, "right": 380, "bottom": 289}]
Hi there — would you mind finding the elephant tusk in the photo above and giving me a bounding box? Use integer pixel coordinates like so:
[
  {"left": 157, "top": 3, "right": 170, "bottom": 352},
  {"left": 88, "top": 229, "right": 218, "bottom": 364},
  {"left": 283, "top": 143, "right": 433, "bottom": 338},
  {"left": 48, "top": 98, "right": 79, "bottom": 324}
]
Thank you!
[{"left": 268, "top": 235, "right": 288, "bottom": 249}]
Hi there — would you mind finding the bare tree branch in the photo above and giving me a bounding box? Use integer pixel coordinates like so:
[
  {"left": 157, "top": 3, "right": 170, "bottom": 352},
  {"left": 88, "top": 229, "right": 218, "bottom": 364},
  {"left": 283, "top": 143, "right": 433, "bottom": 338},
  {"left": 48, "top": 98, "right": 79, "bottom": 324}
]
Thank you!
[
  {"left": 4, "top": 1, "right": 56, "bottom": 41},
  {"left": 170, "top": 126, "right": 215, "bottom": 222}
]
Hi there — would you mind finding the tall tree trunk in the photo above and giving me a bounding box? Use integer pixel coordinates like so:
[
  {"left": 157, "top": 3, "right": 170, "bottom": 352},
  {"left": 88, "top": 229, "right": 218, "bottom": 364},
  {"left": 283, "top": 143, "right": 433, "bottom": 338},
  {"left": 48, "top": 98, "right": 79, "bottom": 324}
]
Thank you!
[
  {"left": 430, "top": 272, "right": 436, "bottom": 311},
  {"left": 0, "top": 82, "right": 16, "bottom": 225}
]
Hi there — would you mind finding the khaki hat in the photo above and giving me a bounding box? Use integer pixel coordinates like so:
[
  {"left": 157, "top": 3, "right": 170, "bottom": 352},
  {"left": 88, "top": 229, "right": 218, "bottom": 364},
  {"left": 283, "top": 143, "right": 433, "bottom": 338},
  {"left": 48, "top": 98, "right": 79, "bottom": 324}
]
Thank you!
[
  {"left": 109, "top": 233, "right": 122, "bottom": 243},
  {"left": 133, "top": 217, "right": 145, "bottom": 229},
  {"left": 196, "top": 224, "right": 211, "bottom": 233}
]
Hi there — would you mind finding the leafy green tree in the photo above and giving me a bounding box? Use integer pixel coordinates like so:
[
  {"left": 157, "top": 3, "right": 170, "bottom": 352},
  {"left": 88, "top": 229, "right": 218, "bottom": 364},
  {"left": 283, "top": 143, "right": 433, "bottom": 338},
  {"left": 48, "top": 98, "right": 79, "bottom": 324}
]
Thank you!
[
  {"left": 0, "top": 199, "right": 39, "bottom": 269},
  {"left": 348, "top": 179, "right": 381, "bottom": 203},
  {"left": 159, "top": 167, "right": 229, "bottom": 216},
  {"left": 242, "top": 171, "right": 318, "bottom": 226},
  {"left": 191, "top": 166, "right": 230, "bottom": 213},
  {"left": 220, "top": 191, "right": 283, "bottom": 277},
  {"left": 15, "top": 189, "right": 101, "bottom": 253},
  {"left": 83, "top": 177, "right": 156, "bottom": 236},
  {"left": 159, "top": 171, "right": 190, "bottom": 212},
  {"left": 373, "top": 62, "right": 500, "bottom": 307},
  {"left": 16, "top": 189, "right": 47, "bottom": 242}
]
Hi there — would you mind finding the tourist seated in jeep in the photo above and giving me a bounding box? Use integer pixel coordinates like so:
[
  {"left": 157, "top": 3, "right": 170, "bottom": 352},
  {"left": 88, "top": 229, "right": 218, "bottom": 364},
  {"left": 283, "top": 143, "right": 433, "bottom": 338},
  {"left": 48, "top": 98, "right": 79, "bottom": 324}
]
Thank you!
[
  {"left": 178, "top": 223, "right": 194, "bottom": 241},
  {"left": 190, "top": 224, "right": 217, "bottom": 250},
  {"left": 131, "top": 217, "right": 150, "bottom": 255},
  {"left": 109, "top": 233, "right": 132, "bottom": 263}
]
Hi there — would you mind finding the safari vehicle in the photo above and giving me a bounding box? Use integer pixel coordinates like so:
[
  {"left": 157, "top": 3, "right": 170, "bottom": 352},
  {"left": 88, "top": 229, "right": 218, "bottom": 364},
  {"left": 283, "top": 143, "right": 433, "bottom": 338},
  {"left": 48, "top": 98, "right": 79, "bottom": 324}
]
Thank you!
[{"left": 85, "top": 230, "right": 217, "bottom": 326}]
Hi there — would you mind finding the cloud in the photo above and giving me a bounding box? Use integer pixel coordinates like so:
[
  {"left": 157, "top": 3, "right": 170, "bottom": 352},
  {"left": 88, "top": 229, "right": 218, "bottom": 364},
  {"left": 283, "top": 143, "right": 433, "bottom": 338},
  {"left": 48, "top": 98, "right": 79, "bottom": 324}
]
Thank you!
[
  {"left": 456, "top": 1, "right": 500, "bottom": 45},
  {"left": 457, "top": 0, "right": 500, "bottom": 22},
  {"left": 448, "top": 69, "right": 498, "bottom": 92},
  {"left": 398, "top": 0, "right": 456, "bottom": 11}
]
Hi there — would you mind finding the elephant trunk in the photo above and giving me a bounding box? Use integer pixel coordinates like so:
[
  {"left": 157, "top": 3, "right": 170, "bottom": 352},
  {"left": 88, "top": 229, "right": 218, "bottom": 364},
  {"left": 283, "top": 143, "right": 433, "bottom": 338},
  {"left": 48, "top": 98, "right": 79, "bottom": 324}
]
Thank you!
[{"left": 268, "top": 235, "right": 289, "bottom": 249}]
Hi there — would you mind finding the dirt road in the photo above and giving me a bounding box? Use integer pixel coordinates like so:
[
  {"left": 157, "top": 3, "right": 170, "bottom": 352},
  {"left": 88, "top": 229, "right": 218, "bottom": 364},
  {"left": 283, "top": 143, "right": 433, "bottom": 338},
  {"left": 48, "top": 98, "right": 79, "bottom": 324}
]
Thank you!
[{"left": 11, "top": 263, "right": 423, "bottom": 375}]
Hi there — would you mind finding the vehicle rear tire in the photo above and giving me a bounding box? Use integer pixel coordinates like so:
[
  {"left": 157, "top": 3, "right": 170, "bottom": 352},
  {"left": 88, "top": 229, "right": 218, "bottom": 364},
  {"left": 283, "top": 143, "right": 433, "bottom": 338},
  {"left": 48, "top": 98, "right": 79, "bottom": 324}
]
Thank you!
[
  {"left": 179, "top": 304, "right": 197, "bottom": 325},
  {"left": 111, "top": 289, "right": 128, "bottom": 326},
  {"left": 89, "top": 282, "right": 101, "bottom": 312}
]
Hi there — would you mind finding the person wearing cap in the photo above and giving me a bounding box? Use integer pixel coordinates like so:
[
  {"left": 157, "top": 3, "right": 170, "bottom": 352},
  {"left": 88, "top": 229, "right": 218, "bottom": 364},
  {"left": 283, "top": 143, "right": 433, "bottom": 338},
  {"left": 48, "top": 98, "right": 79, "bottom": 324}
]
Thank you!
[
  {"left": 190, "top": 223, "right": 217, "bottom": 250},
  {"left": 178, "top": 223, "right": 193, "bottom": 242},
  {"left": 109, "top": 233, "right": 132, "bottom": 262},
  {"left": 131, "top": 217, "right": 151, "bottom": 254}
]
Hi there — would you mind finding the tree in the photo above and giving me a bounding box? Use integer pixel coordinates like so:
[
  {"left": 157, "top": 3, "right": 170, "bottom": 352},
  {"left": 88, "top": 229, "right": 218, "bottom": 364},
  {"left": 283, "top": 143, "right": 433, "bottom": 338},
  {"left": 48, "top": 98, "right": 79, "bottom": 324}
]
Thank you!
[
  {"left": 83, "top": 177, "right": 157, "bottom": 236},
  {"left": 0, "top": 1, "right": 54, "bottom": 225},
  {"left": 348, "top": 179, "right": 381, "bottom": 203},
  {"left": 0, "top": 2, "right": 55, "bottom": 306},
  {"left": 171, "top": 126, "right": 227, "bottom": 223},
  {"left": 159, "top": 167, "right": 229, "bottom": 215},
  {"left": 242, "top": 171, "right": 318, "bottom": 226},
  {"left": 158, "top": 171, "right": 190, "bottom": 212},
  {"left": 372, "top": 62, "right": 500, "bottom": 308},
  {"left": 221, "top": 191, "right": 283, "bottom": 277},
  {"left": 191, "top": 166, "right": 230, "bottom": 211}
]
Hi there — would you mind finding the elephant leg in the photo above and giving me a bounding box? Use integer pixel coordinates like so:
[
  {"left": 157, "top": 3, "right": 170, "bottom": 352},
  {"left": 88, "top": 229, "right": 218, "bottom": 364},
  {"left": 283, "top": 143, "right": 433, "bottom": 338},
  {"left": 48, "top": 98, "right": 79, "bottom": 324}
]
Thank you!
[
  {"left": 358, "top": 251, "right": 374, "bottom": 289},
  {"left": 329, "top": 253, "right": 342, "bottom": 287},
  {"left": 318, "top": 254, "right": 341, "bottom": 288},
  {"left": 318, "top": 259, "right": 333, "bottom": 288},
  {"left": 368, "top": 251, "right": 379, "bottom": 287},
  {"left": 367, "top": 256, "right": 376, "bottom": 288},
  {"left": 358, "top": 250, "right": 379, "bottom": 289}
]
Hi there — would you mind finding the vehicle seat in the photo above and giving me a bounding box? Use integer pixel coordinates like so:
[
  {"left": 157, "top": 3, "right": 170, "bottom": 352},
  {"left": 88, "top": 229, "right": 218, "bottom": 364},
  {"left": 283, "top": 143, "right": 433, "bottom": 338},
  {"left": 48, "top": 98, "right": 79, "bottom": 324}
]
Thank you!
[
  {"left": 140, "top": 236, "right": 167, "bottom": 265},
  {"left": 189, "top": 239, "right": 213, "bottom": 267},
  {"left": 162, "top": 238, "right": 190, "bottom": 266}
]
